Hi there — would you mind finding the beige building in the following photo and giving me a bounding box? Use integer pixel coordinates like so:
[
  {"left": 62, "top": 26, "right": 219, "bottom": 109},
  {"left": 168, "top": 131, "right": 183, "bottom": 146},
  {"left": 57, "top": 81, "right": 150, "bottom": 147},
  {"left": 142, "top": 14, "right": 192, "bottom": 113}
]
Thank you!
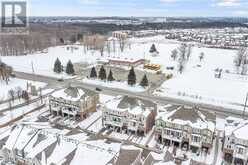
[
  {"left": 49, "top": 86, "right": 99, "bottom": 120},
  {"left": 102, "top": 96, "right": 157, "bottom": 135},
  {"left": 155, "top": 106, "right": 216, "bottom": 153}
]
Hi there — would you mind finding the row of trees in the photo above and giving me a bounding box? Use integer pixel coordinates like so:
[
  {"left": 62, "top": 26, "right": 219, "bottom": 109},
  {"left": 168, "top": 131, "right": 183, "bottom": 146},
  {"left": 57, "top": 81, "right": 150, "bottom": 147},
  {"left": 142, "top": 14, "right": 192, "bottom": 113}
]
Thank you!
[
  {"left": 170, "top": 44, "right": 205, "bottom": 74},
  {"left": 234, "top": 47, "right": 248, "bottom": 75},
  {"left": 54, "top": 58, "right": 75, "bottom": 75},
  {"left": 90, "top": 66, "right": 115, "bottom": 82},
  {"left": 8, "top": 88, "right": 30, "bottom": 104},
  {"left": 89, "top": 66, "right": 149, "bottom": 87},
  {"left": 0, "top": 23, "right": 82, "bottom": 56},
  {"left": 170, "top": 44, "right": 192, "bottom": 74}
]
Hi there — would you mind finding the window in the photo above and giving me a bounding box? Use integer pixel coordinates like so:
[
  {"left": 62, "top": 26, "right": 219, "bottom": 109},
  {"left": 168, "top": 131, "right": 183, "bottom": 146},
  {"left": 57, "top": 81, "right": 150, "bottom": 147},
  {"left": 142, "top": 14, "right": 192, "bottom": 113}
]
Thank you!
[
  {"left": 192, "top": 135, "right": 200, "bottom": 143},
  {"left": 237, "top": 147, "right": 244, "bottom": 154},
  {"left": 113, "top": 117, "right": 121, "bottom": 123}
]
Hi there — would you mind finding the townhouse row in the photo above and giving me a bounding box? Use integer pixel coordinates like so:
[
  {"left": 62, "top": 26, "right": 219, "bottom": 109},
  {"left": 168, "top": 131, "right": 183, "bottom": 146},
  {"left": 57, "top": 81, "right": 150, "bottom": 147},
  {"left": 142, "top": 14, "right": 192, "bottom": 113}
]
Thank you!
[{"left": 48, "top": 86, "right": 248, "bottom": 165}]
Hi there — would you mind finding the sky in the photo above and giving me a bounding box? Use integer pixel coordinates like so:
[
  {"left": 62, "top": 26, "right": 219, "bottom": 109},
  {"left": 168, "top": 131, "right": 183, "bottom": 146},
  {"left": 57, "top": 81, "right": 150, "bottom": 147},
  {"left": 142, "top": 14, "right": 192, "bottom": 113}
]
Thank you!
[{"left": 21, "top": 0, "right": 248, "bottom": 17}]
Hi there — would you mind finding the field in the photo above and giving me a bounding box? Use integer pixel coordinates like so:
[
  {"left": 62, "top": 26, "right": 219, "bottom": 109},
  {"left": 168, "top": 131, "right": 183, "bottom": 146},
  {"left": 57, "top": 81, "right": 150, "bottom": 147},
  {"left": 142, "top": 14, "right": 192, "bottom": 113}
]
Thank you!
[{"left": 1, "top": 35, "right": 247, "bottom": 110}]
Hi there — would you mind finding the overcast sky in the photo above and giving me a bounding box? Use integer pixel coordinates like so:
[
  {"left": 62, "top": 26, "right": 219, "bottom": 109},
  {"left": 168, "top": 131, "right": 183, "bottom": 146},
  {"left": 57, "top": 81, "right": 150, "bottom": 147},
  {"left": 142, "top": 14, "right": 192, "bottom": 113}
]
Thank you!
[{"left": 25, "top": 0, "right": 248, "bottom": 17}]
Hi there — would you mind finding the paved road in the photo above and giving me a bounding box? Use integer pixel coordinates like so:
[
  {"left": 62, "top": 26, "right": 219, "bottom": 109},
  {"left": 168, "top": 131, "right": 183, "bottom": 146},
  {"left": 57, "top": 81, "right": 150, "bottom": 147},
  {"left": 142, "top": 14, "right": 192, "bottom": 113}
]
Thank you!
[{"left": 14, "top": 71, "right": 248, "bottom": 118}]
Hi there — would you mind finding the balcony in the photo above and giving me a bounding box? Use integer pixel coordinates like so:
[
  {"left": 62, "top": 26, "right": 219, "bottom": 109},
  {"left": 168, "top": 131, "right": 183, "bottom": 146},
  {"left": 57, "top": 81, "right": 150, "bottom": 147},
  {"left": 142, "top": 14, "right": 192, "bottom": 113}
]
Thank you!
[
  {"left": 105, "top": 120, "right": 124, "bottom": 128},
  {"left": 190, "top": 141, "right": 202, "bottom": 148},
  {"left": 162, "top": 133, "right": 182, "bottom": 142}
]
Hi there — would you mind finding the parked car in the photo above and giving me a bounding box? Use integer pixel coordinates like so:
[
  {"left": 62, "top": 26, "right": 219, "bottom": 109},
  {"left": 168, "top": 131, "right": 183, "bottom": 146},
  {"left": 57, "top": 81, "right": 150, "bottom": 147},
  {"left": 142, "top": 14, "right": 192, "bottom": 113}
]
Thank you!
[{"left": 96, "top": 87, "right": 102, "bottom": 92}]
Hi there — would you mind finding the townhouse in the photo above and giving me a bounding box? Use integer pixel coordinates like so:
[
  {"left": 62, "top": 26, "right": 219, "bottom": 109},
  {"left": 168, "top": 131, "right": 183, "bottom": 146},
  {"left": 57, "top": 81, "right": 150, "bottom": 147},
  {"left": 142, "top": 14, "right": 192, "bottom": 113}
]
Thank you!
[
  {"left": 49, "top": 86, "right": 99, "bottom": 120},
  {"left": 155, "top": 106, "right": 216, "bottom": 153},
  {"left": 223, "top": 117, "right": 248, "bottom": 165},
  {"left": 2, "top": 123, "right": 121, "bottom": 165},
  {"left": 102, "top": 96, "right": 157, "bottom": 135}
]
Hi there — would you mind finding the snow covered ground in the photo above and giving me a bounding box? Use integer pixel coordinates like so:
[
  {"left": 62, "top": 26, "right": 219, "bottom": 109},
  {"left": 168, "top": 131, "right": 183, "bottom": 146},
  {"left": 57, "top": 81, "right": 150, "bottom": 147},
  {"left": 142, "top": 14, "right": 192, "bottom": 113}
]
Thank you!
[
  {"left": 1, "top": 35, "right": 247, "bottom": 110},
  {"left": 0, "top": 78, "right": 47, "bottom": 100},
  {"left": 1, "top": 45, "right": 99, "bottom": 79},
  {"left": 83, "top": 78, "right": 147, "bottom": 92},
  {"left": 154, "top": 45, "right": 248, "bottom": 111},
  {"left": 0, "top": 100, "right": 45, "bottom": 126}
]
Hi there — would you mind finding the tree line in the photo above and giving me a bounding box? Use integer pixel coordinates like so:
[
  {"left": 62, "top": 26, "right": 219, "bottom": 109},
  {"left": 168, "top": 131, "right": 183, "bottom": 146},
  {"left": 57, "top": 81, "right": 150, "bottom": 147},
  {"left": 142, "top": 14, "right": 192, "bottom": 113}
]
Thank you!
[
  {"left": 89, "top": 66, "right": 149, "bottom": 88},
  {"left": 54, "top": 58, "right": 75, "bottom": 75}
]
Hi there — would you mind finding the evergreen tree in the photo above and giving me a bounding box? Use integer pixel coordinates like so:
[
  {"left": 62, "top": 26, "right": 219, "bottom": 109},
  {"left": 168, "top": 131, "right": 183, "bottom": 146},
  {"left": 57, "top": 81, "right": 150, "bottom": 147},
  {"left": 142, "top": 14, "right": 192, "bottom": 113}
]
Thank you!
[
  {"left": 98, "top": 65, "right": 107, "bottom": 80},
  {"left": 54, "top": 58, "right": 62, "bottom": 73},
  {"left": 150, "top": 44, "right": 157, "bottom": 53},
  {"left": 66, "top": 60, "right": 75, "bottom": 75},
  {"left": 90, "top": 67, "right": 97, "bottom": 78},
  {"left": 128, "top": 67, "right": 136, "bottom": 86},
  {"left": 140, "top": 74, "right": 149, "bottom": 87},
  {"left": 107, "top": 69, "right": 115, "bottom": 81}
]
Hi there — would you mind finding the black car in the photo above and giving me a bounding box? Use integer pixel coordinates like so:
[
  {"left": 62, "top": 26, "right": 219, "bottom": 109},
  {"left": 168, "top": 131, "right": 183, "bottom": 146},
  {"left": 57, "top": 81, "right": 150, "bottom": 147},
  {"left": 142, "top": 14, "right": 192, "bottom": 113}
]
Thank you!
[
  {"left": 57, "top": 78, "right": 64, "bottom": 82},
  {"left": 95, "top": 87, "right": 102, "bottom": 92}
]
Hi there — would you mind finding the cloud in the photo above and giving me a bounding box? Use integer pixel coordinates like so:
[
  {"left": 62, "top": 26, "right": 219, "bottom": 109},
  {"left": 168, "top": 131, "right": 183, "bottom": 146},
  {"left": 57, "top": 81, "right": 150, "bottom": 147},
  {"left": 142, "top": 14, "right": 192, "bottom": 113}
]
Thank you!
[{"left": 214, "top": 0, "right": 240, "bottom": 7}]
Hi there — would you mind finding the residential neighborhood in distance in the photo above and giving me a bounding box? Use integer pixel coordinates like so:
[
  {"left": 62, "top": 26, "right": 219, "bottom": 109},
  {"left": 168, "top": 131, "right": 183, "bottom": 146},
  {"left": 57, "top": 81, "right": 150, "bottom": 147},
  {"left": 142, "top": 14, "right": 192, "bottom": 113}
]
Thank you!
[{"left": 0, "top": 0, "right": 248, "bottom": 165}]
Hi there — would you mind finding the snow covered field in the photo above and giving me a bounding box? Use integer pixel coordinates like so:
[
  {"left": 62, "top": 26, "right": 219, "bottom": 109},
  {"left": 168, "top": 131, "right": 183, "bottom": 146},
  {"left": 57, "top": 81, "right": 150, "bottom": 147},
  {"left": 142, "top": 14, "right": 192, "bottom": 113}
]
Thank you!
[
  {"left": 2, "top": 46, "right": 99, "bottom": 79},
  {"left": 1, "top": 35, "right": 247, "bottom": 110},
  {"left": 0, "top": 78, "right": 47, "bottom": 100}
]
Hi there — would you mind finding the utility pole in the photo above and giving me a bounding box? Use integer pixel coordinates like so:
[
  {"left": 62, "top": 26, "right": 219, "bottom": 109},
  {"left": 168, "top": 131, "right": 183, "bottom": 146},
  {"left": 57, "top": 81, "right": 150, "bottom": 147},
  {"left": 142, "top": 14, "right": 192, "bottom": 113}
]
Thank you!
[
  {"left": 242, "top": 93, "right": 248, "bottom": 119},
  {"left": 31, "top": 61, "right": 35, "bottom": 74}
]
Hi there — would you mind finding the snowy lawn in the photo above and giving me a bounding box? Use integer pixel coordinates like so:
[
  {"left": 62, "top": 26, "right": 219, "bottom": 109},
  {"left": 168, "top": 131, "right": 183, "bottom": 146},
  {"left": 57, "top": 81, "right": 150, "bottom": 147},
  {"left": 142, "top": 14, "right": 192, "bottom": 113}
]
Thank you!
[
  {"left": 83, "top": 78, "right": 147, "bottom": 92},
  {"left": 2, "top": 45, "right": 100, "bottom": 79},
  {"left": 0, "top": 100, "right": 45, "bottom": 126},
  {"left": 99, "top": 94, "right": 116, "bottom": 104},
  {"left": 0, "top": 78, "right": 47, "bottom": 100}
]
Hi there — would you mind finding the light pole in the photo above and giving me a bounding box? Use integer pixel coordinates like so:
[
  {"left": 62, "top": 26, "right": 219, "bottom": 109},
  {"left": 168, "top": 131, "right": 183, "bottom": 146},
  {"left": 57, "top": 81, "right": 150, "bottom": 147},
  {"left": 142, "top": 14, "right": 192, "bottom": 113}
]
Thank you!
[{"left": 242, "top": 92, "right": 248, "bottom": 119}]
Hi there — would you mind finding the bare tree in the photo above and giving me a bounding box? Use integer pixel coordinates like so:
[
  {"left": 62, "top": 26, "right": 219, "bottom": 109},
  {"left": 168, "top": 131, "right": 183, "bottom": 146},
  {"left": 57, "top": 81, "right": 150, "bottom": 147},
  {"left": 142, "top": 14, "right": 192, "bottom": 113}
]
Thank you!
[
  {"left": 83, "top": 34, "right": 107, "bottom": 56},
  {"left": 15, "top": 87, "right": 23, "bottom": 101},
  {"left": 8, "top": 89, "right": 15, "bottom": 102},
  {"left": 199, "top": 52, "right": 204, "bottom": 62},
  {"left": 178, "top": 44, "right": 187, "bottom": 61},
  {"left": 0, "top": 61, "right": 13, "bottom": 84},
  {"left": 22, "top": 90, "right": 30, "bottom": 104},
  {"left": 171, "top": 49, "right": 178, "bottom": 60},
  {"left": 186, "top": 44, "right": 192, "bottom": 60},
  {"left": 234, "top": 47, "right": 248, "bottom": 75},
  {"left": 234, "top": 47, "right": 247, "bottom": 67},
  {"left": 177, "top": 44, "right": 188, "bottom": 74}
]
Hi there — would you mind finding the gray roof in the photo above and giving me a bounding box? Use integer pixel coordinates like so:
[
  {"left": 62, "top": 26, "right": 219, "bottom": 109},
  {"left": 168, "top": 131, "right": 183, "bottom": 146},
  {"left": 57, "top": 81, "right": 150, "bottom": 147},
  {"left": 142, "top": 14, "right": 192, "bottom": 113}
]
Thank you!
[
  {"left": 35, "top": 141, "right": 57, "bottom": 161},
  {"left": 63, "top": 86, "right": 97, "bottom": 99},
  {"left": 168, "top": 106, "right": 216, "bottom": 124},
  {"left": 115, "top": 145, "right": 142, "bottom": 165},
  {"left": 64, "top": 87, "right": 81, "bottom": 98},
  {"left": 32, "top": 133, "right": 47, "bottom": 148},
  {"left": 65, "top": 129, "right": 84, "bottom": 136},
  {"left": 143, "top": 151, "right": 174, "bottom": 165},
  {"left": 61, "top": 148, "right": 77, "bottom": 165},
  {"left": 117, "top": 96, "right": 157, "bottom": 111}
]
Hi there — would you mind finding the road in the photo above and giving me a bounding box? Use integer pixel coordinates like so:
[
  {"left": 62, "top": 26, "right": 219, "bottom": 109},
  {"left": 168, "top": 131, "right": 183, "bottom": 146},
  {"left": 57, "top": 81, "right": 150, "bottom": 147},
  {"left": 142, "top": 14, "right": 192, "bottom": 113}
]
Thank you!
[{"left": 14, "top": 71, "right": 248, "bottom": 118}]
